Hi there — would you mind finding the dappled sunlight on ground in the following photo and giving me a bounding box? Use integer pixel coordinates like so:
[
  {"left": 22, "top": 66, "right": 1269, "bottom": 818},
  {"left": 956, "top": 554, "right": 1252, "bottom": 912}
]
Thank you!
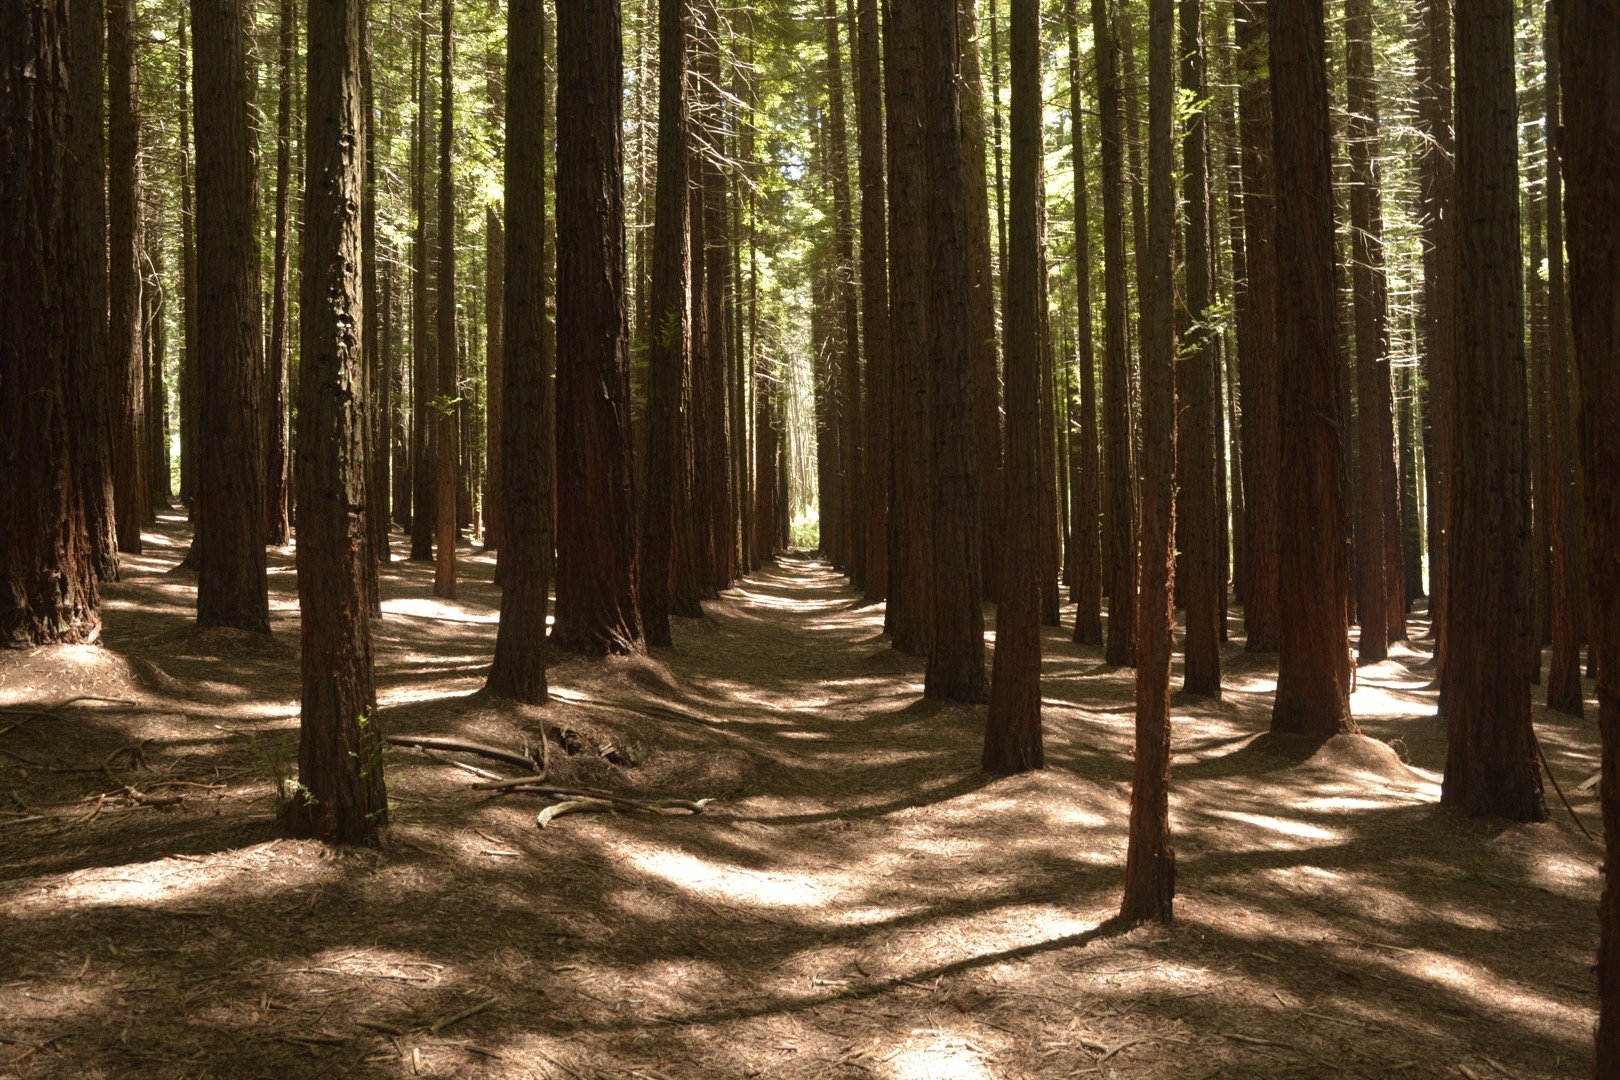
[{"left": 0, "top": 518, "right": 1606, "bottom": 1077}]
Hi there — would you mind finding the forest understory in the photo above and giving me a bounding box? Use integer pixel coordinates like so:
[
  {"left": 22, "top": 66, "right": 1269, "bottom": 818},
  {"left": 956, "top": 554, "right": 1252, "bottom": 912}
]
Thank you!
[{"left": 0, "top": 511, "right": 1602, "bottom": 1079}]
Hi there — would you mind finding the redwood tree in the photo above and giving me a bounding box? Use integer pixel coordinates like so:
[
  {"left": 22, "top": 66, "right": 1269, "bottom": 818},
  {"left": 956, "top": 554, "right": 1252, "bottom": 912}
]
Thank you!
[
  {"left": 984, "top": 0, "right": 1043, "bottom": 773},
  {"left": 487, "top": 0, "right": 551, "bottom": 703},
  {"left": 1121, "top": 0, "right": 1175, "bottom": 926},
  {"left": 110, "top": 0, "right": 146, "bottom": 555},
  {"left": 1267, "top": 0, "right": 1353, "bottom": 739},
  {"left": 1, "top": 0, "right": 101, "bottom": 647},
  {"left": 286, "top": 0, "right": 388, "bottom": 843},
  {"left": 193, "top": 0, "right": 269, "bottom": 632},
  {"left": 1068, "top": 0, "right": 1103, "bottom": 648},
  {"left": 433, "top": 0, "right": 458, "bottom": 600},
  {"left": 1554, "top": 0, "right": 1618, "bottom": 1064},
  {"left": 551, "top": 0, "right": 643, "bottom": 656},
  {"left": 855, "top": 0, "right": 890, "bottom": 604},
  {"left": 1439, "top": 0, "right": 1544, "bottom": 822}
]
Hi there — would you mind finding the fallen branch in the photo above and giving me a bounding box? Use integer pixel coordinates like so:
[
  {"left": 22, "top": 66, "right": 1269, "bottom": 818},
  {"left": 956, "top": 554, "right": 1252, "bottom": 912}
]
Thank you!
[
  {"left": 1536, "top": 738, "right": 1595, "bottom": 841},
  {"left": 549, "top": 689, "right": 723, "bottom": 729},
  {"left": 413, "top": 746, "right": 507, "bottom": 782},
  {"left": 537, "top": 799, "right": 616, "bottom": 828},
  {"left": 0, "top": 696, "right": 137, "bottom": 721},
  {"left": 121, "top": 786, "right": 183, "bottom": 808},
  {"left": 429, "top": 997, "right": 499, "bottom": 1035},
  {"left": 474, "top": 778, "right": 711, "bottom": 815},
  {"left": 385, "top": 735, "right": 540, "bottom": 774}
]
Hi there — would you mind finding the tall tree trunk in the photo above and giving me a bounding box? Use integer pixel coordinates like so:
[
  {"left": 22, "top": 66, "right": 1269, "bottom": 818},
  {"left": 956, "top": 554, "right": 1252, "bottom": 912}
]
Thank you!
[
  {"left": 110, "top": 0, "right": 146, "bottom": 555},
  {"left": 1068, "top": 0, "right": 1103, "bottom": 647},
  {"left": 266, "top": 0, "right": 295, "bottom": 547},
  {"left": 433, "top": 0, "right": 458, "bottom": 599},
  {"left": 1554, "top": 1, "right": 1619, "bottom": 1066},
  {"left": 487, "top": 0, "right": 551, "bottom": 703},
  {"left": 552, "top": 0, "right": 642, "bottom": 655},
  {"left": 1439, "top": 0, "right": 1545, "bottom": 821},
  {"left": 1121, "top": 0, "right": 1176, "bottom": 927},
  {"left": 1179, "top": 0, "right": 1220, "bottom": 697},
  {"left": 1267, "top": 0, "right": 1352, "bottom": 738},
  {"left": 826, "top": 0, "right": 862, "bottom": 588},
  {"left": 1543, "top": 7, "right": 1583, "bottom": 717},
  {"left": 144, "top": 234, "right": 169, "bottom": 513},
  {"left": 409, "top": 2, "right": 435, "bottom": 560},
  {"left": 1, "top": 0, "right": 101, "bottom": 646},
  {"left": 193, "top": 0, "right": 269, "bottom": 631},
  {"left": 884, "top": 0, "right": 932, "bottom": 656},
  {"left": 363, "top": 7, "right": 388, "bottom": 575},
  {"left": 286, "top": 0, "right": 387, "bottom": 844},
  {"left": 855, "top": 0, "right": 890, "bottom": 603},
  {"left": 984, "top": 0, "right": 1043, "bottom": 772},
  {"left": 960, "top": 0, "right": 1002, "bottom": 599},
  {"left": 66, "top": 0, "right": 117, "bottom": 580},
  {"left": 637, "top": 0, "right": 689, "bottom": 648},
  {"left": 922, "top": 0, "right": 986, "bottom": 703},
  {"left": 1093, "top": 0, "right": 1137, "bottom": 667},
  {"left": 1346, "top": 0, "right": 1395, "bottom": 662},
  {"left": 178, "top": 13, "right": 198, "bottom": 519},
  {"left": 1234, "top": 1, "right": 1279, "bottom": 653}
]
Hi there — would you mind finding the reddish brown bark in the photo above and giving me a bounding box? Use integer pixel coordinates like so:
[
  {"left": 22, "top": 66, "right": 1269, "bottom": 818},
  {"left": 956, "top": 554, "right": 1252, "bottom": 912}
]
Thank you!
[
  {"left": 826, "top": 0, "right": 862, "bottom": 588},
  {"left": 285, "top": 0, "right": 388, "bottom": 844},
  {"left": 1068, "top": 0, "right": 1102, "bottom": 648},
  {"left": 1, "top": 0, "right": 101, "bottom": 647},
  {"left": 266, "top": 0, "right": 295, "bottom": 547},
  {"left": 855, "top": 0, "right": 890, "bottom": 604},
  {"left": 1267, "top": 0, "right": 1353, "bottom": 739},
  {"left": 432, "top": 0, "right": 458, "bottom": 600},
  {"left": 109, "top": 0, "right": 145, "bottom": 555}
]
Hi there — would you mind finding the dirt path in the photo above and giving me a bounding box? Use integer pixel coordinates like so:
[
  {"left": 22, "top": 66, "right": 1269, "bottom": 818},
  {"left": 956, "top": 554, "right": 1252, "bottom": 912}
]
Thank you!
[{"left": 0, "top": 514, "right": 1603, "bottom": 1078}]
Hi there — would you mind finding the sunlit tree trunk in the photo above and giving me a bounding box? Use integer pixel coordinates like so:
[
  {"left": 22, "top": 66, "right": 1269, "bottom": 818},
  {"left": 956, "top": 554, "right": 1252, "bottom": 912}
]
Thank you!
[
  {"left": 432, "top": 0, "right": 458, "bottom": 599},
  {"left": 1068, "top": 0, "right": 1102, "bottom": 647},
  {"left": 855, "top": 0, "right": 890, "bottom": 603},
  {"left": 110, "top": 0, "right": 146, "bottom": 555}
]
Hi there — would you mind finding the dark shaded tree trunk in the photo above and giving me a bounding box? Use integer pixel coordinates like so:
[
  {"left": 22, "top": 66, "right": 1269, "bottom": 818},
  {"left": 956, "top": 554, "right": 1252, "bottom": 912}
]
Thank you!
[
  {"left": 1553, "top": 0, "right": 1618, "bottom": 1065},
  {"left": 1068, "top": 0, "right": 1103, "bottom": 648},
  {"left": 266, "top": 0, "right": 295, "bottom": 547},
  {"left": 884, "top": 0, "right": 932, "bottom": 656},
  {"left": 855, "top": 0, "right": 890, "bottom": 604},
  {"left": 1543, "top": 8, "right": 1583, "bottom": 717},
  {"left": 984, "top": 0, "right": 1043, "bottom": 772},
  {"left": 1234, "top": 1, "right": 1280, "bottom": 653},
  {"left": 432, "top": 0, "right": 457, "bottom": 599},
  {"left": 1121, "top": 0, "right": 1176, "bottom": 927},
  {"left": 67, "top": 0, "right": 118, "bottom": 581},
  {"left": 1179, "top": 0, "right": 1220, "bottom": 697},
  {"left": 922, "top": 0, "right": 986, "bottom": 704},
  {"left": 143, "top": 235, "right": 169, "bottom": 514},
  {"left": 1, "top": 0, "right": 101, "bottom": 647},
  {"left": 110, "top": 0, "right": 146, "bottom": 555},
  {"left": 193, "top": 0, "right": 269, "bottom": 631},
  {"left": 552, "top": 0, "right": 642, "bottom": 656},
  {"left": 1267, "top": 0, "right": 1352, "bottom": 738},
  {"left": 1093, "top": 0, "right": 1137, "bottom": 667},
  {"left": 1439, "top": 0, "right": 1544, "bottom": 822},
  {"left": 826, "top": 0, "right": 862, "bottom": 588},
  {"left": 486, "top": 0, "right": 551, "bottom": 703},
  {"left": 362, "top": 8, "right": 388, "bottom": 578},
  {"left": 178, "top": 14, "right": 198, "bottom": 518},
  {"left": 409, "top": 2, "right": 435, "bottom": 561},
  {"left": 1346, "top": 0, "right": 1394, "bottom": 662},
  {"left": 285, "top": 0, "right": 388, "bottom": 844},
  {"left": 637, "top": 0, "right": 688, "bottom": 648}
]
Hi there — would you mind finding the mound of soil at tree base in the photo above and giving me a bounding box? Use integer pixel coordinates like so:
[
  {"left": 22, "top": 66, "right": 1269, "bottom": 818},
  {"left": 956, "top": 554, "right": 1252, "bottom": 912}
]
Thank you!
[{"left": 1231, "top": 730, "right": 1425, "bottom": 785}]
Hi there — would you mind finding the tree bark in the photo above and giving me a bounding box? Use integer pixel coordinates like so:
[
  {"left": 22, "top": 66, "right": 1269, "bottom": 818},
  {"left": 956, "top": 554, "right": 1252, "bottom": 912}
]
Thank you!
[
  {"left": 110, "top": 0, "right": 146, "bottom": 555},
  {"left": 984, "top": 0, "right": 1043, "bottom": 772},
  {"left": 855, "top": 0, "right": 890, "bottom": 604},
  {"left": 487, "top": 0, "right": 551, "bottom": 703},
  {"left": 826, "top": 0, "right": 862, "bottom": 588},
  {"left": 193, "top": 0, "right": 269, "bottom": 631},
  {"left": 552, "top": 0, "right": 642, "bottom": 656},
  {"left": 1121, "top": 0, "right": 1176, "bottom": 927},
  {"left": 409, "top": 1, "right": 435, "bottom": 560},
  {"left": 1439, "top": 0, "right": 1545, "bottom": 822},
  {"left": 266, "top": 0, "right": 295, "bottom": 547},
  {"left": 432, "top": 0, "right": 458, "bottom": 599},
  {"left": 286, "top": 0, "right": 388, "bottom": 843},
  {"left": 1092, "top": 0, "right": 1137, "bottom": 667},
  {"left": 1, "top": 0, "right": 101, "bottom": 647},
  {"left": 1267, "top": 0, "right": 1352, "bottom": 738},
  {"left": 1068, "top": 0, "right": 1103, "bottom": 648}
]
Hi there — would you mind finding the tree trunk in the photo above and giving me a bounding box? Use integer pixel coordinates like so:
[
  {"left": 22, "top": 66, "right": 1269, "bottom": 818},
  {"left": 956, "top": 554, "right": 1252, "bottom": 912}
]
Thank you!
[
  {"left": 1093, "top": 0, "right": 1137, "bottom": 668},
  {"left": 362, "top": 10, "right": 389, "bottom": 577},
  {"left": 1439, "top": 0, "right": 1545, "bottom": 822},
  {"left": 286, "top": 0, "right": 388, "bottom": 844},
  {"left": 409, "top": 1, "right": 435, "bottom": 560},
  {"left": 1, "top": 0, "right": 101, "bottom": 647},
  {"left": 193, "top": 0, "right": 269, "bottom": 632},
  {"left": 432, "top": 0, "right": 458, "bottom": 599},
  {"left": 66, "top": 0, "right": 118, "bottom": 581},
  {"left": 110, "top": 0, "right": 146, "bottom": 556},
  {"left": 826, "top": 0, "right": 862, "bottom": 588},
  {"left": 143, "top": 234, "right": 169, "bottom": 514},
  {"left": 855, "top": 0, "right": 890, "bottom": 603},
  {"left": 1179, "top": 0, "right": 1220, "bottom": 697},
  {"left": 552, "top": 0, "right": 642, "bottom": 655},
  {"left": 1121, "top": 0, "right": 1176, "bottom": 927},
  {"left": 1554, "top": 1, "right": 1618, "bottom": 1066},
  {"left": 1068, "top": 0, "right": 1103, "bottom": 648},
  {"left": 1543, "top": 8, "right": 1583, "bottom": 717},
  {"left": 178, "top": 13, "right": 198, "bottom": 519},
  {"left": 921, "top": 0, "right": 986, "bottom": 703},
  {"left": 984, "top": 0, "right": 1043, "bottom": 772},
  {"left": 637, "top": 0, "right": 688, "bottom": 648},
  {"left": 266, "top": 0, "right": 295, "bottom": 547},
  {"left": 1234, "top": 1, "right": 1279, "bottom": 653},
  {"left": 1267, "top": 0, "right": 1352, "bottom": 738},
  {"left": 487, "top": 0, "right": 551, "bottom": 703}
]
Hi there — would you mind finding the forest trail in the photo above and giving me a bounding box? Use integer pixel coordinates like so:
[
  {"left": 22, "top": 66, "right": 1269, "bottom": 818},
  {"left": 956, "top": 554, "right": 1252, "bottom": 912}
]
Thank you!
[{"left": 0, "top": 513, "right": 1605, "bottom": 1078}]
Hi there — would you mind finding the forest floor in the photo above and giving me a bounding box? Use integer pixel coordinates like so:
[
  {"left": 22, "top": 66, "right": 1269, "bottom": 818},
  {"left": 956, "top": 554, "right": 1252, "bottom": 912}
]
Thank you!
[{"left": 0, "top": 510, "right": 1604, "bottom": 1079}]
